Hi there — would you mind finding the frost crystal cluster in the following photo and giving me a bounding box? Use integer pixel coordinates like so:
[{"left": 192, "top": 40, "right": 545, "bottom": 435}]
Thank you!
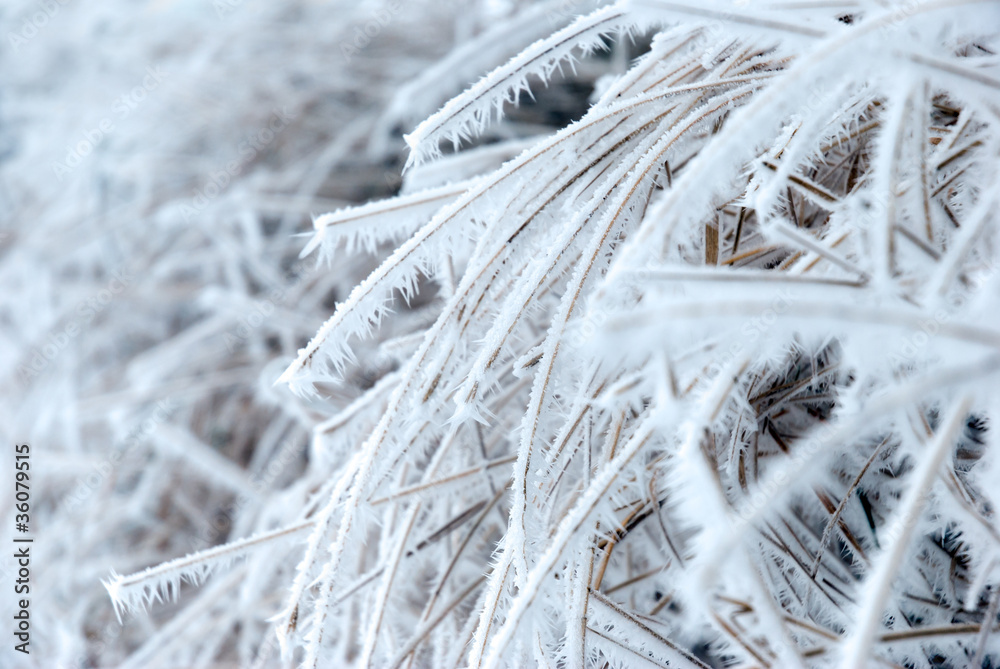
[{"left": 102, "top": 1, "right": 1000, "bottom": 667}]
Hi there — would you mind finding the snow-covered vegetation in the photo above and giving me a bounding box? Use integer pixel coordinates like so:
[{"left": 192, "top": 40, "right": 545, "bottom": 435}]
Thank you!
[{"left": 4, "top": 0, "right": 1000, "bottom": 667}]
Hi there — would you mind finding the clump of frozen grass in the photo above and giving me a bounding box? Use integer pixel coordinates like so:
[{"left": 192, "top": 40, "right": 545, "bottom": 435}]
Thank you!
[{"left": 97, "top": 1, "right": 1000, "bottom": 667}]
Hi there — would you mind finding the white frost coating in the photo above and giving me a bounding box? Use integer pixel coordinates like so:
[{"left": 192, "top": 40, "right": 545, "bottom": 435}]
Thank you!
[
  {"left": 103, "top": 520, "right": 314, "bottom": 622},
  {"left": 839, "top": 396, "right": 973, "bottom": 668},
  {"left": 403, "top": 3, "right": 636, "bottom": 168},
  {"left": 376, "top": 0, "right": 600, "bottom": 150},
  {"left": 302, "top": 178, "right": 480, "bottom": 261}
]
